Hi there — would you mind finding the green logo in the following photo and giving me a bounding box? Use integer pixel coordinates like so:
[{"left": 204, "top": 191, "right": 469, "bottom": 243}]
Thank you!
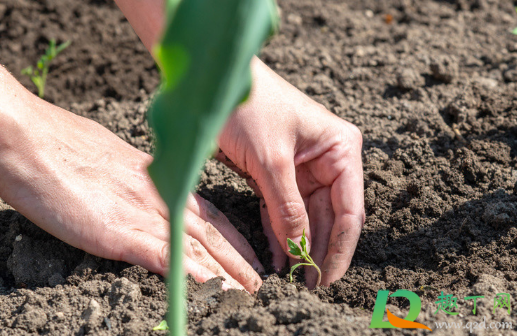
[{"left": 369, "top": 290, "right": 432, "bottom": 330}]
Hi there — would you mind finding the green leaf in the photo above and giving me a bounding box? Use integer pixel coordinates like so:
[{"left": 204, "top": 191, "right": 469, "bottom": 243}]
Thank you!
[
  {"left": 47, "top": 39, "right": 57, "bottom": 58},
  {"left": 21, "top": 66, "right": 33, "bottom": 76},
  {"left": 56, "top": 40, "right": 71, "bottom": 55},
  {"left": 512, "top": 27, "right": 517, "bottom": 35},
  {"left": 37, "top": 60, "right": 44, "bottom": 70},
  {"left": 287, "top": 238, "right": 302, "bottom": 256},
  {"left": 152, "top": 320, "right": 169, "bottom": 331},
  {"left": 300, "top": 228, "right": 307, "bottom": 253},
  {"left": 147, "top": 0, "right": 278, "bottom": 335},
  {"left": 31, "top": 76, "right": 42, "bottom": 88}
]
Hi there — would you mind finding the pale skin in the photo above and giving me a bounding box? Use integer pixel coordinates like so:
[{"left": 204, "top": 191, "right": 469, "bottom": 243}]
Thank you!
[{"left": 0, "top": 0, "right": 364, "bottom": 292}]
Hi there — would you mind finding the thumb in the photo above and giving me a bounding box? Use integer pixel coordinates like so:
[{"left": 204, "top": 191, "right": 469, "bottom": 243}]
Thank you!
[{"left": 257, "top": 160, "right": 311, "bottom": 257}]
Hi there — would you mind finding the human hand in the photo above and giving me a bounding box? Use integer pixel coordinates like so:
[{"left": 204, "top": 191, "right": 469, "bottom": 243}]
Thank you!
[
  {"left": 217, "top": 58, "right": 365, "bottom": 288},
  {"left": 0, "top": 69, "right": 263, "bottom": 292}
]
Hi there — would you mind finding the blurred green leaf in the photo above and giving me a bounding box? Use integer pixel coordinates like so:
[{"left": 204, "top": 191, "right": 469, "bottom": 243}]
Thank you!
[
  {"left": 147, "top": 0, "right": 278, "bottom": 335},
  {"left": 56, "top": 41, "right": 71, "bottom": 56},
  {"left": 21, "top": 66, "right": 33, "bottom": 76}
]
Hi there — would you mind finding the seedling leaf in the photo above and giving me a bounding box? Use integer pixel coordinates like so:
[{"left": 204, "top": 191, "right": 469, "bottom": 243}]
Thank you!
[
  {"left": 287, "top": 238, "right": 302, "bottom": 256},
  {"left": 512, "top": 27, "right": 517, "bottom": 35},
  {"left": 153, "top": 320, "right": 169, "bottom": 331},
  {"left": 56, "top": 41, "right": 72, "bottom": 55},
  {"left": 21, "top": 66, "right": 33, "bottom": 76},
  {"left": 300, "top": 228, "right": 307, "bottom": 253}
]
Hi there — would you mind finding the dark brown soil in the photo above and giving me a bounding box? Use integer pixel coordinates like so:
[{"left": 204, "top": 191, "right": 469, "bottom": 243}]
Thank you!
[{"left": 1, "top": 0, "right": 517, "bottom": 334}]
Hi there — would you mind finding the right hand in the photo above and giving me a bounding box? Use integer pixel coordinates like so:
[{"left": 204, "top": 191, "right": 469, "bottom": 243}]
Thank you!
[{"left": 0, "top": 68, "right": 263, "bottom": 293}]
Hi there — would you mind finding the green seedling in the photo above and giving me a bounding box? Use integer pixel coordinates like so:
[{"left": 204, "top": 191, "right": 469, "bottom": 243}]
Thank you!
[
  {"left": 21, "top": 39, "right": 71, "bottom": 98},
  {"left": 287, "top": 229, "right": 321, "bottom": 287},
  {"left": 153, "top": 320, "right": 169, "bottom": 331},
  {"left": 147, "top": 0, "right": 278, "bottom": 334}
]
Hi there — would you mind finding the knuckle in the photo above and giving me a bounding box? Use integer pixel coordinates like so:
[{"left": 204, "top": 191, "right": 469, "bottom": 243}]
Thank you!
[
  {"left": 187, "top": 237, "right": 208, "bottom": 263},
  {"left": 159, "top": 243, "right": 170, "bottom": 271},
  {"left": 345, "top": 123, "right": 363, "bottom": 150},
  {"left": 267, "top": 154, "right": 291, "bottom": 173},
  {"left": 358, "top": 211, "right": 366, "bottom": 229},
  {"left": 277, "top": 201, "right": 308, "bottom": 232},
  {"left": 205, "top": 222, "right": 225, "bottom": 249}
]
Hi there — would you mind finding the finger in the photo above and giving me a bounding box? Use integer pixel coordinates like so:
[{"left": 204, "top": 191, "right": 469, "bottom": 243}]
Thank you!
[
  {"left": 183, "top": 255, "right": 235, "bottom": 291},
  {"left": 305, "top": 187, "right": 334, "bottom": 289},
  {"left": 295, "top": 165, "right": 324, "bottom": 197},
  {"left": 214, "top": 151, "right": 262, "bottom": 197},
  {"left": 246, "top": 177, "right": 262, "bottom": 197},
  {"left": 260, "top": 198, "right": 286, "bottom": 272},
  {"left": 133, "top": 152, "right": 170, "bottom": 220},
  {"left": 184, "top": 200, "right": 263, "bottom": 293},
  {"left": 183, "top": 234, "right": 246, "bottom": 291},
  {"left": 117, "top": 229, "right": 170, "bottom": 276},
  {"left": 289, "top": 196, "right": 310, "bottom": 268},
  {"left": 320, "top": 166, "right": 364, "bottom": 286},
  {"left": 214, "top": 149, "right": 252, "bottom": 180},
  {"left": 138, "top": 212, "right": 170, "bottom": 242},
  {"left": 186, "top": 194, "right": 264, "bottom": 273},
  {"left": 257, "top": 160, "right": 311, "bottom": 257}
]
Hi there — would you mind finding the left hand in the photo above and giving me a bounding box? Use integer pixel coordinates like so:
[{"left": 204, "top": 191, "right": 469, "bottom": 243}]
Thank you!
[{"left": 217, "top": 58, "right": 365, "bottom": 288}]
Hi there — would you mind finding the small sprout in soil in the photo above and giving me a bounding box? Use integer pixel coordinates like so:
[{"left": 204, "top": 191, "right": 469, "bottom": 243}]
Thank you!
[
  {"left": 21, "top": 39, "right": 71, "bottom": 98},
  {"left": 153, "top": 320, "right": 169, "bottom": 331},
  {"left": 287, "top": 229, "right": 321, "bottom": 287}
]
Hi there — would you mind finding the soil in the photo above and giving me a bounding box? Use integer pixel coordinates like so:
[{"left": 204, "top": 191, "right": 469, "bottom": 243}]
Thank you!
[{"left": 1, "top": 0, "right": 517, "bottom": 335}]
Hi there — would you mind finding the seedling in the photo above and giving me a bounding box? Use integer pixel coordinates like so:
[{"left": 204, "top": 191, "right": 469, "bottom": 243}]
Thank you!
[
  {"left": 153, "top": 320, "right": 169, "bottom": 331},
  {"left": 287, "top": 229, "right": 321, "bottom": 287},
  {"left": 21, "top": 39, "right": 70, "bottom": 98}
]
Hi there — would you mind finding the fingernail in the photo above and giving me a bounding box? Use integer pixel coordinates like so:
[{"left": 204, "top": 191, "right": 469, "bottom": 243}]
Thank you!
[{"left": 252, "top": 258, "right": 265, "bottom": 273}]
